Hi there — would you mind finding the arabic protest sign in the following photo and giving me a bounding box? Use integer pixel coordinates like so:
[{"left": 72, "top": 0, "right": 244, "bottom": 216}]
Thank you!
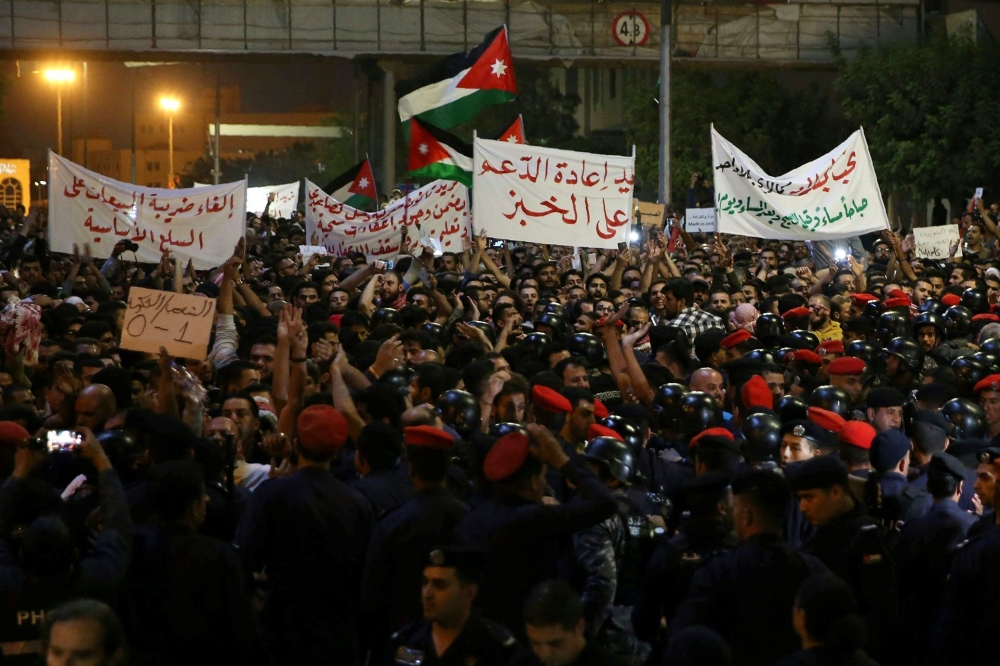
[
  {"left": 49, "top": 153, "right": 246, "bottom": 271},
  {"left": 637, "top": 201, "right": 666, "bottom": 227},
  {"left": 195, "top": 181, "right": 300, "bottom": 219},
  {"left": 710, "top": 127, "right": 889, "bottom": 241},
  {"left": 685, "top": 208, "right": 716, "bottom": 233},
  {"left": 913, "top": 224, "right": 963, "bottom": 260},
  {"left": 471, "top": 138, "right": 635, "bottom": 249},
  {"left": 298, "top": 245, "right": 329, "bottom": 265},
  {"left": 120, "top": 287, "right": 217, "bottom": 361},
  {"left": 304, "top": 180, "right": 472, "bottom": 260}
]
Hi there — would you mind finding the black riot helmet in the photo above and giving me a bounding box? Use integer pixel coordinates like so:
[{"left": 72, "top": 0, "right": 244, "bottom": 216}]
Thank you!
[
  {"left": 379, "top": 367, "right": 415, "bottom": 398},
  {"left": 980, "top": 337, "right": 1000, "bottom": 357},
  {"left": 862, "top": 299, "right": 884, "bottom": 322},
  {"left": 489, "top": 422, "right": 528, "bottom": 438},
  {"left": 919, "top": 298, "right": 948, "bottom": 316},
  {"left": 808, "top": 385, "right": 852, "bottom": 419},
  {"left": 464, "top": 320, "right": 497, "bottom": 345},
  {"left": 877, "top": 311, "right": 911, "bottom": 346},
  {"left": 911, "top": 312, "right": 946, "bottom": 339},
  {"left": 775, "top": 395, "right": 809, "bottom": 422},
  {"left": 943, "top": 305, "right": 973, "bottom": 339},
  {"left": 744, "top": 349, "right": 779, "bottom": 366},
  {"left": 741, "top": 411, "right": 782, "bottom": 463},
  {"left": 518, "top": 332, "right": 551, "bottom": 356},
  {"left": 885, "top": 336, "right": 924, "bottom": 375},
  {"left": 941, "top": 398, "right": 986, "bottom": 440},
  {"left": 755, "top": 313, "right": 783, "bottom": 345},
  {"left": 534, "top": 312, "right": 567, "bottom": 341},
  {"left": 972, "top": 351, "right": 1000, "bottom": 374},
  {"left": 677, "top": 391, "right": 722, "bottom": 438},
  {"left": 652, "top": 383, "right": 689, "bottom": 432},
  {"left": 952, "top": 356, "right": 989, "bottom": 396},
  {"left": 566, "top": 332, "right": 605, "bottom": 366},
  {"left": 96, "top": 428, "right": 143, "bottom": 475},
  {"left": 788, "top": 330, "right": 820, "bottom": 352},
  {"left": 370, "top": 307, "right": 399, "bottom": 329},
  {"left": 961, "top": 288, "right": 989, "bottom": 315},
  {"left": 421, "top": 321, "right": 446, "bottom": 346},
  {"left": 600, "top": 415, "right": 644, "bottom": 455},
  {"left": 436, "top": 390, "right": 481, "bottom": 439},
  {"left": 584, "top": 437, "right": 636, "bottom": 484},
  {"left": 845, "top": 340, "right": 881, "bottom": 372},
  {"left": 542, "top": 301, "right": 567, "bottom": 320}
]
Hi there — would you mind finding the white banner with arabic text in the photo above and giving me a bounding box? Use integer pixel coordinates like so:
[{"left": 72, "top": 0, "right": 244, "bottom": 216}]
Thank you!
[
  {"left": 471, "top": 138, "right": 635, "bottom": 249},
  {"left": 49, "top": 153, "right": 246, "bottom": 270},
  {"left": 195, "top": 181, "right": 299, "bottom": 219},
  {"left": 711, "top": 127, "right": 889, "bottom": 240},
  {"left": 304, "top": 180, "right": 471, "bottom": 259}
]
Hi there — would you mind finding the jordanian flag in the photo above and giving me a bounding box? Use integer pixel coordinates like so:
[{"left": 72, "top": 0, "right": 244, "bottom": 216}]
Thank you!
[
  {"left": 397, "top": 26, "right": 518, "bottom": 130},
  {"left": 322, "top": 159, "right": 378, "bottom": 209},
  {"left": 494, "top": 115, "right": 526, "bottom": 144},
  {"left": 407, "top": 118, "right": 473, "bottom": 187}
]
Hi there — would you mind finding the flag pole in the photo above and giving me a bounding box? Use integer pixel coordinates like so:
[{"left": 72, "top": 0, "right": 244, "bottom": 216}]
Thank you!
[{"left": 658, "top": 0, "right": 672, "bottom": 208}]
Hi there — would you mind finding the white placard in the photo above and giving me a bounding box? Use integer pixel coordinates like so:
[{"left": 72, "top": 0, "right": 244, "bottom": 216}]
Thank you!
[
  {"left": 50, "top": 153, "right": 246, "bottom": 270},
  {"left": 195, "top": 181, "right": 300, "bottom": 219},
  {"left": 913, "top": 224, "right": 963, "bottom": 260},
  {"left": 471, "top": 138, "right": 635, "bottom": 249},
  {"left": 711, "top": 127, "right": 889, "bottom": 240},
  {"left": 304, "top": 180, "right": 471, "bottom": 259},
  {"left": 685, "top": 208, "right": 716, "bottom": 233}
]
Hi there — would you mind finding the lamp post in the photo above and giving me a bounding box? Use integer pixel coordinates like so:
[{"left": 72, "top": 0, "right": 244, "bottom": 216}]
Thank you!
[
  {"left": 43, "top": 68, "right": 75, "bottom": 156},
  {"left": 33, "top": 180, "right": 47, "bottom": 204},
  {"left": 160, "top": 97, "right": 180, "bottom": 188}
]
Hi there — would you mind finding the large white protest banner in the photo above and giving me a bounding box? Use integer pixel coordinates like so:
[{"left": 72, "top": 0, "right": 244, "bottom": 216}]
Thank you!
[
  {"left": 304, "top": 180, "right": 471, "bottom": 259},
  {"left": 471, "top": 138, "right": 635, "bottom": 249},
  {"left": 710, "top": 127, "right": 889, "bottom": 240},
  {"left": 49, "top": 153, "right": 246, "bottom": 270},
  {"left": 195, "top": 181, "right": 300, "bottom": 219}
]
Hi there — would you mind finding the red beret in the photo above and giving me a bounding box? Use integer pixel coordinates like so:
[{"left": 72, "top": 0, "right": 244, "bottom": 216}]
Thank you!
[
  {"left": 828, "top": 356, "right": 866, "bottom": 376},
  {"left": 721, "top": 329, "right": 753, "bottom": 348},
  {"left": 593, "top": 398, "right": 609, "bottom": 419},
  {"left": 972, "top": 313, "right": 1000, "bottom": 323},
  {"left": 403, "top": 425, "right": 454, "bottom": 449},
  {"left": 850, "top": 293, "right": 878, "bottom": 303},
  {"left": 786, "top": 349, "right": 822, "bottom": 366},
  {"left": 883, "top": 297, "right": 911, "bottom": 309},
  {"left": 690, "top": 427, "right": 734, "bottom": 448},
  {"left": 942, "top": 294, "right": 962, "bottom": 307},
  {"left": 483, "top": 432, "right": 531, "bottom": 482},
  {"left": 974, "top": 374, "right": 1000, "bottom": 395},
  {"left": 741, "top": 375, "right": 773, "bottom": 411},
  {"left": 532, "top": 385, "right": 572, "bottom": 414},
  {"left": 807, "top": 406, "right": 846, "bottom": 433},
  {"left": 782, "top": 307, "right": 810, "bottom": 320},
  {"left": 596, "top": 317, "right": 626, "bottom": 329},
  {"left": 816, "top": 340, "right": 844, "bottom": 355},
  {"left": 839, "top": 421, "right": 876, "bottom": 451},
  {"left": 888, "top": 289, "right": 909, "bottom": 300},
  {"left": 328, "top": 314, "right": 344, "bottom": 326},
  {"left": 0, "top": 421, "right": 29, "bottom": 448},
  {"left": 587, "top": 423, "right": 623, "bottom": 442},
  {"left": 297, "top": 405, "right": 349, "bottom": 456}
]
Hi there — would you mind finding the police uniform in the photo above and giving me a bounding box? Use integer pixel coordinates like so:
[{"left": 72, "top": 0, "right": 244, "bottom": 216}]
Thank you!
[{"left": 353, "top": 463, "right": 414, "bottom": 517}]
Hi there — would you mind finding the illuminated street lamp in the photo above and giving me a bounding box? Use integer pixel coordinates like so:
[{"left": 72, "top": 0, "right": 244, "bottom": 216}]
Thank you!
[
  {"left": 160, "top": 97, "right": 181, "bottom": 188},
  {"left": 43, "top": 68, "right": 75, "bottom": 156},
  {"left": 33, "top": 180, "right": 47, "bottom": 203}
]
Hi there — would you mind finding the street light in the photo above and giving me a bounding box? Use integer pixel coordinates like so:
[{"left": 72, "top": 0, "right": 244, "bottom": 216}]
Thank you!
[
  {"left": 160, "top": 97, "right": 181, "bottom": 188},
  {"left": 33, "top": 180, "right": 47, "bottom": 204},
  {"left": 43, "top": 68, "right": 75, "bottom": 157}
]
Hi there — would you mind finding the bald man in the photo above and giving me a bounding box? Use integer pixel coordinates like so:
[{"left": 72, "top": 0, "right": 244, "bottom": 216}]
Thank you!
[
  {"left": 74, "top": 384, "right": 117, "bottom": 433},
  {"left": 411, "top": 349, "right": 443, "bottom": 365},
  {"left": 689, "top": 368, "right": 726, "bottom": 408}
]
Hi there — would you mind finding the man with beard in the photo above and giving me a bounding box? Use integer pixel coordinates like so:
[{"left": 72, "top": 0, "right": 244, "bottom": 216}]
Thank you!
[
  {"left": 361, "top": 270, "right": 407, "bottom": 315},
  {"left": 807, "top": 295, "right": 842, "bottom": 342},
  {"left": 828, "top": 357, "right": 866, "bottom": 406}
]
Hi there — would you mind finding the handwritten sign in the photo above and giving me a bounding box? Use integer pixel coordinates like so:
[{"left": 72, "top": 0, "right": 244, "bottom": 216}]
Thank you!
[
  {"left": 913, "top": 224, "right": 963, "bottom": 260},
  {"left": 471, "top": 138, "right": 635, "bottom": 249},
  {"left": 120, "top": 287, "right": 217, "bottom": 360},
  {"left": 304, "top": 180, "right": 471, "bottom": 259},
  {"left": 195, "top": 181, "right": 300, "bottom": 219},
  {"left": 685, "top": 207, "right": 716, "bottom": 233},
  {"left": 710, "top": 127, "right": 888, "bottom": 240},
  {"left": 49, "top": 153, "right": 246, "bottom": 270},
  {"left": 637, "top": 201, "right": 666, "bottom": 227}
]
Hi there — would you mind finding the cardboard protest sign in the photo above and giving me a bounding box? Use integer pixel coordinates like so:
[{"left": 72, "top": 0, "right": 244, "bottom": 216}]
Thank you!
[
  {"left": 196, "top": 181, "right": 300, "bottom": 218},
  {"left": 120, "top": 287, "right": 217, "bottom": 360},
  {"left": 304, "top": 180, "right": 471, "bottom": 260},
  {"left": 49, "top": 153, "right": 246, "bottom": 270},
  {"left": 711, "top": 127, "right": 889, "bottom": 240},
  {"left": 685, "top": 208, "right": 716, "bottom": 233},
  {"left": 637, "top": 201, "right": 666, "bottom": 227},
  {"left": 913, "top": 225, "right": 962, "bottom": 260},
  {"left": 471, "top": 138, "right": 635, "bottom": 249}
]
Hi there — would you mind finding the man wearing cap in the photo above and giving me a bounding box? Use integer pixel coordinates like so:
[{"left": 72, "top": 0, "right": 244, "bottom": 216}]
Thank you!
[
  {"left": 894, "top": 452, "right": 977, "bottom": 657},
  {"left": 865, "top": 387, "right": 905, "bottom": 433},
  {"left": 720, "top": 329, "right": 756, "bottom": 363},
  {"left": 975, "top": 374, "right": 1000, "bottom": 445},
  {"left": 779, "top": 420, "right": 828, "bottom": 468},
  {"left": 455, "top": 424, "right": 617, "bottom": 639},
  {"left": 807, "top": 295, "right": 842, "bottom": 343},
  {"left": 385, "top": 546, "right": 534, "bottom": 666},
  {"left": 787, "top": 456, "right": 897, "bottom": 663},
  {"left": 250, "top": 405, "right": 374, "bottom": 665},
  {"left": 828, "top": 356, "right": 867, "bottom": 406},
  {"left": 903, "top": 410, "right": 979, "bottom": 521},
  {"left": 839, "top": 421, "right": 875, "bottom": 476},
  {"left": 363, "top": 425, "right": 470, "bottom": 657},
  {"left": 559, "top": 388, "right": 597, "bottom": 455},
  {"left": 870, "top": 428, "right": 912, "bottom": 517},
  {"left": 815, "top": 340, "right": 844, "bottom": 383},
  {"left": 970, "top": 448, "right": 1000, "bottom": 535}
]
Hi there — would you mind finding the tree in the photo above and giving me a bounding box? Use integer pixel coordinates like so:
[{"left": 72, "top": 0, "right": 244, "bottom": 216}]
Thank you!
[
  {"left": 835, "top": 35, "right": 1000, "bottom": 206},
  {"left": 625, "top": 69, "right": 845, "bottom": 207}
]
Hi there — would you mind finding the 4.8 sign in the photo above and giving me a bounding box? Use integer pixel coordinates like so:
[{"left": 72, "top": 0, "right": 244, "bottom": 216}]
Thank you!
[{"left": 613, "top": 11, "right": 650, "bottom": 46}]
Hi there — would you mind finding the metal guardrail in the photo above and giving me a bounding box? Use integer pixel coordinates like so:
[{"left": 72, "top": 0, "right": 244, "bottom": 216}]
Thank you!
[{"left": 0, "top": 0, "right": 919, "bottom": 62}]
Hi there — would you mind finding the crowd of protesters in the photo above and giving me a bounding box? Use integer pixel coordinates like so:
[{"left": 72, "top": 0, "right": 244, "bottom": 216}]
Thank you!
[{"left": 0, "top": 189, "right": 998, "bottom": 666}]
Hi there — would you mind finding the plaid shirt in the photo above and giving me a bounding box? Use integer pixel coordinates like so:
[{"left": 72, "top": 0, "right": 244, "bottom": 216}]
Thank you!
[{"left": 666, "top": 307, "right": 725, "bottom": 346}]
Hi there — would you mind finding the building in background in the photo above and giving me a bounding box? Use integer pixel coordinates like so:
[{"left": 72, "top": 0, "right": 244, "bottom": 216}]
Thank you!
[{"left": 0, "top": 160, "right": 31, "bottom": 212}]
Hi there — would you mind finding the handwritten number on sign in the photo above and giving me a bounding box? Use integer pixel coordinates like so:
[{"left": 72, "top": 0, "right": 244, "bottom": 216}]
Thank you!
[{"left": 174, "top": 322, "right": 193, "bottom": 345}]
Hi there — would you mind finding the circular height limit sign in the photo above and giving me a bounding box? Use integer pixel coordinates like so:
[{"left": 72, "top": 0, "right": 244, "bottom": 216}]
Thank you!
[{"left": 613, "top": 11, "right": 650, "bottom": 47}]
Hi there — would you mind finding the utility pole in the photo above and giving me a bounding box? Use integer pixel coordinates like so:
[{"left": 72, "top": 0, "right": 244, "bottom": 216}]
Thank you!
[
  {"left": 658, "top": 0, "right": 672, "bottom": 207},
  {"left": 214, "top": 73, "right": 221, "bottom": 185}
]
